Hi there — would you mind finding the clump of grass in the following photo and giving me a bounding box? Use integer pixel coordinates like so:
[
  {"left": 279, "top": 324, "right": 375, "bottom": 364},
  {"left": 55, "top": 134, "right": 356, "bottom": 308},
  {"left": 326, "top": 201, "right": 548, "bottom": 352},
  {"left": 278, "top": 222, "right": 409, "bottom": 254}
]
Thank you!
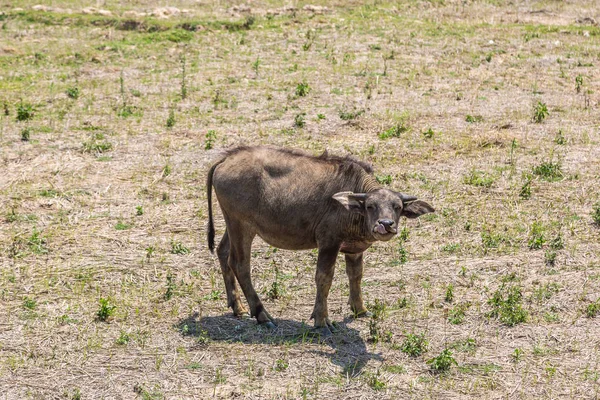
[
  {"left": 294, "top": 113, "right": 306, "bottom": 128},
  {"left": 533, "top": 160, "right": 563, "bottom": 181},
  {"left": 23, "top": 297, "right": 37, "bottom": 310},
  {"left": 166, "top": 109, "right": 176, "bottom": 128},
  {"left": 532, "top": 101, "right": 549, "bottom": 123},
  {"left": 400, "top": 333, "right": 428, "bottom": 357},
  {"left": 136, "top": 205, "right": 144, "bottom": 216},
  {"left": 375, "top": 175, "right": 392, "bottom": 185},
  {"left": 592, "top": 202, "right": 600, "bottom": 226},
  {"left": 205, "top": 130, "right": 217, "bottom": 150},
  {"left": 16, "top": 102, "right": 35, "bottom": 121},
  {"left": 465, "top": 114, "right": 483, "bottom": 123},
  {"left": 339, "top": 108, "right": 365, "bottom": 121},
  {"left": 520, "top": 176, "right": 532, "bottom": 199},
  {"left": 487, "top": 284, "right": 527, "bottom": 326},
  {"left": 554, "top": 130, "right": 567, "bottom": 145},
  {"left": 295, "top": 81, "right": 310, "bottom": 97},
  {"left": 448, "top": 302, "right": 470, "bottom": 324},
  {"left": 96, "top": 298, "right": 116, "bottom": 322},
  {"left": 463, "top": 170, "right": 495, "bottom": 188},
  {"left": 427, "top": 349, "right": 457, "bottom": 373},
  {"left": 365, "top": 370, "right": 386, "bottom": 391},
  {"left": 378, "top": 122, "right": 409, "bottom": 139},
  {"left": 28, "top": 228, "right": 48, "bottom": 254},
  {"left": 575, "top": 74, "right": 583, "bottom": 93},
  {"left": 445, "top": 284, "right": 454, "bottom": 303},
  {"left": 422, "top": 127, "right": 435, "bottom": 139},
  {"left": 21, "top": 127, "right": 31, "bottom": 142},
  {"left": 171, "top": 241, "right": 190, "bottom": 255},
  {"left": 83, "top": 133, "right": 113, "bottom": 154},
  {"left": 66, "top": 86, "right": 80, "bottom": 99},
  {"left": 528, "top": 221, "right": 546, "bottom": 249},
  {"left": 114, "top": 221, "right": 131, "bottom": 230},
  {"left": 164, "top": 272, "right": 176, "bottom": 300},
  {"left": 585, "top": 301, "right": 600, "bottom": 318},
  {"left": 116, "top": 331, "right": 130, "bottom": 345}
]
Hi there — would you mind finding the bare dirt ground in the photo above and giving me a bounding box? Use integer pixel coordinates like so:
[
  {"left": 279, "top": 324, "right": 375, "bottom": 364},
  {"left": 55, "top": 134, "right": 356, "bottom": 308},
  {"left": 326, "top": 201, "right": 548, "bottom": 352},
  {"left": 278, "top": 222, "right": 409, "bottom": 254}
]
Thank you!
[{"left": 1, "top": 1, "right": 599, "bottom": 399}]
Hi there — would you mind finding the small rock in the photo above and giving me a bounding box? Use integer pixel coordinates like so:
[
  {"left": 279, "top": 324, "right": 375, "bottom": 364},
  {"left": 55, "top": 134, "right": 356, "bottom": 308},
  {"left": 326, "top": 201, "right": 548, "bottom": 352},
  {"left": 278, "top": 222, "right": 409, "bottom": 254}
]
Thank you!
[
  {"left": 303, "top": 5, "right": 329, "bottom": 13},
  {"left": 122, "top": 10, "right": 147, "bottom": 18}
]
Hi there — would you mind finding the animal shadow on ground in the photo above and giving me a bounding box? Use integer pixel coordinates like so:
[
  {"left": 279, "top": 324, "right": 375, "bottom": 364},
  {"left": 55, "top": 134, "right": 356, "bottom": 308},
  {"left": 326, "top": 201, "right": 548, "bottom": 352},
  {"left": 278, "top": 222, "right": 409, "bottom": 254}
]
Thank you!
[{"left": 177, "top": 313, "right": 382, "bottom": 376}]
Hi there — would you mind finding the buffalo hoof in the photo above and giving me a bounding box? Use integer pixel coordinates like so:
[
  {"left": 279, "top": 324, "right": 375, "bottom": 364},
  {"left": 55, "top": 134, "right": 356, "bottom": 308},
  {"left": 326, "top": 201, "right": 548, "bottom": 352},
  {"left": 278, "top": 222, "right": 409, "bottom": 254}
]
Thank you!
[
  {"left": 315, "top": 326, "right": 333, "bottom": 337},
  {"left": 263, "top": 321, "right": 277, "bottom": 330},
  {"left": 354, "top": 311, "right": 373, "bottom": 318}
]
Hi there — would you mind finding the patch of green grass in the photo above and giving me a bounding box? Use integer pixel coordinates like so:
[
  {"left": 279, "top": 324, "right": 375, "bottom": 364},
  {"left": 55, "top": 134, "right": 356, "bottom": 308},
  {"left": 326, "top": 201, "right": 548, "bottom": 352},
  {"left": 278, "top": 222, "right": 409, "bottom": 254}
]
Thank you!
[
  {"left": 166, "top": 109, "right": 175, "bottom": 128},
  {"left": 592, "top": 202, "right": 600, "bottom": 226},
  {"left": 294, "top": 113, "right": 306, "bottom": 128},
  {"left": 205, "top": 130, "right": 217, "bottom": 150},
  {"left": 16, "top": 102, "right": 35, "bottom": 121},
  {"left": 400, "top": 333, "right": 428, "bottom": 357},
  {"left": 427, "top": 349, "right": 457, "bottom": 373},
  {"left": 528, "top": 221, "right": 546, "bottom": 250},
  {"left": 449, "top": 338, "right": 477, "bottom": 353},
  {"left": 448, "top": 302, "right": 471, "bottom": 325},
  {"left": 23, "top": 297, "right": 37, "bottom": 310},
  {"left": 115, "top": 221, "right": 132, "bottom": 230},
  {"left": 28, "top": 228, "right": 48, "bottom": 254},
  {"left": 295, "top": 81, "right": 310, "bottom": 97},
  {"left": 21, "top": 127, "right": 31, "bottom": 141},
  {"left": 171, "top": 241, "right": 189, "bottom": 255},
  {"left": 364, "top": 369, "right": 386, "bottom": 391},
  {"left": 375, "top": 174, "right": 392, "bottom": 185},
  {"left": 422, "top": 127, "right": 435, "bottom": 139},
  {"left": 378, "top": 123, "right": 409, "bottom": 139},
  {"left": 585, "top": 301, "right": 600, "bottom": 318},
  {"left": 533, "top": 160, "right": 563, "bottom": 181},
  {"left": 116, "top": 331, "right": 130, "bottom": 345},
  {"left": 463, "top": 170, "right": 495, "bottom": 188},
  {"left": 532, "top": 101, "right": 549, "bottom": 123},
  {"left": 339, "top": 108, "right": 364, "bottom": 121},
  {"left": 487, "top": 284, "right": 527, "bottom": 326},
  {"left": 520, "top": 176, "right": 532, "bottom": 199},
  {"left": 66, "top": 86, "right": 80, "bottom": 99},
  {"left": 444, "top": 284, "right": 454, "bottom": 303},
  {"left": 96, "top": 298, "right": 116, "bottom": 322},
  {"left": 465, "top": 114, "right": 483, "bottom": 123},
  {"left": 83, "top": 133, "right": 113, "bottom": 154}
]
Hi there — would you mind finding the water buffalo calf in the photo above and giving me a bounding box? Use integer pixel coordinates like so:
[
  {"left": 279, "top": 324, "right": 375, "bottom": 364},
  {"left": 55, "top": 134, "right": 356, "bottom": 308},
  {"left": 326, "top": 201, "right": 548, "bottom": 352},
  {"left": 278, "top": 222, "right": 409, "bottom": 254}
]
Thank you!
[{"left": 207, "top": 146, "right": 434, "bottom": 335}]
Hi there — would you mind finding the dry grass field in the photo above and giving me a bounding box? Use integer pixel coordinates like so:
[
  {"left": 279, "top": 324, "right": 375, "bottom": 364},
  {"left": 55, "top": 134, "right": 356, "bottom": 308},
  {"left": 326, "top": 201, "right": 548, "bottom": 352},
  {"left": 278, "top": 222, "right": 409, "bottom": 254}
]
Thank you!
[{"left": 1, "top": 1, "right": 600, "bottom": 398}]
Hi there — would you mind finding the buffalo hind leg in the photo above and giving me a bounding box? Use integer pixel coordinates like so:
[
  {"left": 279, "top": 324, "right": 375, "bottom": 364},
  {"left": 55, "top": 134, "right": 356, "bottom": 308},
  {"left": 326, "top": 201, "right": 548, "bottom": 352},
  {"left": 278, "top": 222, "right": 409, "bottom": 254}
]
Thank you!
[
  {"left": 310, "top": 246, "right": 339, "bottom": 336},
  {"left": 345, "top": 253, "right": 371, "bottom": 317},
  {"left": 226, "top": 219, "right": 275, "bottom": 328},
  {"left": 216, "top": 230, "right": 247, "bottom": 317}
]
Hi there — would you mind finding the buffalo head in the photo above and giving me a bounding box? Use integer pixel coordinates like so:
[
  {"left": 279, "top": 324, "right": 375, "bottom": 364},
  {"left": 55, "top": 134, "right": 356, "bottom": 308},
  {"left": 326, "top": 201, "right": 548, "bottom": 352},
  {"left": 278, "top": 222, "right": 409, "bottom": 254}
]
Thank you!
[{"left": 333, "top": 189, "right": 435, "bottom": 241}]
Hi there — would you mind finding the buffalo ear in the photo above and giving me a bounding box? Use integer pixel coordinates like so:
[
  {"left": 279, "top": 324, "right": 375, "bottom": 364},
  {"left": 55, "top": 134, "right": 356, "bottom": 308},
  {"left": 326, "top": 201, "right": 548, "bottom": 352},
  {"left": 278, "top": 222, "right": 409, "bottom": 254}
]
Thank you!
[
  {"left": 333, "top": 191, "right": 366, "bottom": 213},
  {"left": 402, "top": 200, "right": 435, "bottom": 219}
]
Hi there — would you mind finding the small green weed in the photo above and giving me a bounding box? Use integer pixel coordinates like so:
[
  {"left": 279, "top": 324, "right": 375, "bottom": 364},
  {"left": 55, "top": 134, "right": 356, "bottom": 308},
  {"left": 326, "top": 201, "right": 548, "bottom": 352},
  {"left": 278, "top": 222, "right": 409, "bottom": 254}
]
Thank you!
[
  {"left": 448, "top": 302, "right": 470, "bottom": 325},
  {"left": 23, "top": 297, "right": 37, "bottom": 310},
  {"left": 520, "top": 176, "right": 532, "bottom": 199},
  {"left": 339, "top": 109, "right": 364, "bottom": 121},
  {"left": 422, "top": 127, "right": 435, "bottom": 139},
  {"left": 164, "top": 273, "right": 176, "bottom": 300},
  {"left": 136, "top": 206, "right": 144, "bottom": 216},
  {"left": 28, "top": 228, "right": 48, "bottom": 254},
  {"left": 585, "top": 301, "right": 600, "bottom": 318},
  {"left": 171, "top": 241, "right": 190, "bottom": 255},
  {"left": 487, "top": 284, "right": 527, "bottom": 326},
  {"left": 378, "top": 123, "right": 409, "bottom": 139},
  {"left": 375, "top": 175, "right": 392, "bottom": 185},
  {"left": 427, "top": 349, "right": 457, "bottom": 373},
  {"left": 316, "top": 113, "right": 326, "bottom": 120},
  {"left": 592, "top": 202, "right": 600, "bottom": 226},
  {"left": 463, "top": 170, "right": 495, "bottom": 188},
  {"left": 445, "top": 284, "right": 454, "bottom": 303},
  {"left": 166, "top": 109, "right": 175, "bottom": 128},
  {"left": 575, "top": 75, "right": 583, "bottom": 93},
  {"left": 294, "top": 113, "right": 306, "bottom": 128},
  {"left": 545, "top": 250, "right": 557, "bottom": 266},
  {"left": 465, "top": 114, "right": 483, "bottom": 123},
  {"left": 116, "top": 331, "right": 130, "bottom": 345},
  {"left": 295, "top": 81, "right": 310, "bottom": 97},
  {"left": 554, "top": 130, "right": 567, "bottom": 145},
  {"left": 66, "top": 87, "right": 80, "bottom": 99},
  {"left": 16, "top": 102, "right": 35, "bottom": 121},
  {"left": 205, "top": 130, "right": 217, "bottom": 150},
  {"left": 274, "top": 358, "right": 289, "bottom": 372},
  {"left": 21, "top": 127, "right": 31, "bottom": 141},
  {"left": 97, "top": 298, "right": 116, "bottom": 322},
  {"left": 83, "top": 133, "right": 113, "bottom": 154},
  {"left": 365, "top": 370, "right": 386, "bottom": 391},
  {"left": 528, "top": 221, "right": 546, "bottom": 249},
  {"left": 512, "top": 348, "right": 524, "bottom": 363},
  {"left": 400, "top": 333, "right": 428, "bottom": 357},
  {"left": 533, "top": 160, "right": 563, "bottom": 181},
  {"left": 532, "top": 101, "right": 549, "bottom": 123},
  {"left": 115, "top": 221, "right": 131, "bottom": 230}
]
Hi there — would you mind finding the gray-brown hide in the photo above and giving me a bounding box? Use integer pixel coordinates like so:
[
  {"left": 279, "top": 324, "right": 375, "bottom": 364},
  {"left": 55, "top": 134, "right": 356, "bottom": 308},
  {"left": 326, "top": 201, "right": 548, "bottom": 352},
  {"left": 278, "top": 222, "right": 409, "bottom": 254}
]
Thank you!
[{"left": 207, "top": 146, "right": 434, "bottom": 335}]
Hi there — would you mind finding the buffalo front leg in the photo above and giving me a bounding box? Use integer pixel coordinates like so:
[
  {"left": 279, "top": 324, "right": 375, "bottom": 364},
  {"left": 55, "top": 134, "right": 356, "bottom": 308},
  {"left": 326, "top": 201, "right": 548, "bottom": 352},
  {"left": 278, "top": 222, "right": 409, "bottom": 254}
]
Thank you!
[
  {"left": 310, "top": 246, "right": 339, "bottom": 336},
  {"left": 216, "top": 230, "right": 247, "bottom": 317},
  {"left": 345, "top": 253, "right": 371, "bottom": 317}
]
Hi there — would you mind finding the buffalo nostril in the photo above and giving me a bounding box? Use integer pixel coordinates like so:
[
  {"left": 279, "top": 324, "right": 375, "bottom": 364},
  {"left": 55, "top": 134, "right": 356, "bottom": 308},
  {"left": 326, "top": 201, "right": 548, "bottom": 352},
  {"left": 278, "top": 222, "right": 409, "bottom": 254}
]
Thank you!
[{"left": 378, "top": 219, "right": 394, "bottom": 227}]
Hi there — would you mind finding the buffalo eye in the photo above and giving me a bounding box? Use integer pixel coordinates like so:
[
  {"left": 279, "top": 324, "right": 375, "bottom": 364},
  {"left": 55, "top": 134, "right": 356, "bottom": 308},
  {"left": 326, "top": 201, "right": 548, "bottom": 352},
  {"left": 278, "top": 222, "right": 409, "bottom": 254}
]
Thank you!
[
  {"left": 393, "top": 203, "right": 401, "bottom": 210},
  {"left": 366, "top": 204, "right": 376, "bottom": 211}
]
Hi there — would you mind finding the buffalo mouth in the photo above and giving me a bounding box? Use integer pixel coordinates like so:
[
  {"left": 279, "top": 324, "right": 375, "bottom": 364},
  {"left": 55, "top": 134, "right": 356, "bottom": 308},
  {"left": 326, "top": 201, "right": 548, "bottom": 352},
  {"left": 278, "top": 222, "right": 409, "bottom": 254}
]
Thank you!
[{"left": 372, "top": 223, "right": 397, "bottom": 240}]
